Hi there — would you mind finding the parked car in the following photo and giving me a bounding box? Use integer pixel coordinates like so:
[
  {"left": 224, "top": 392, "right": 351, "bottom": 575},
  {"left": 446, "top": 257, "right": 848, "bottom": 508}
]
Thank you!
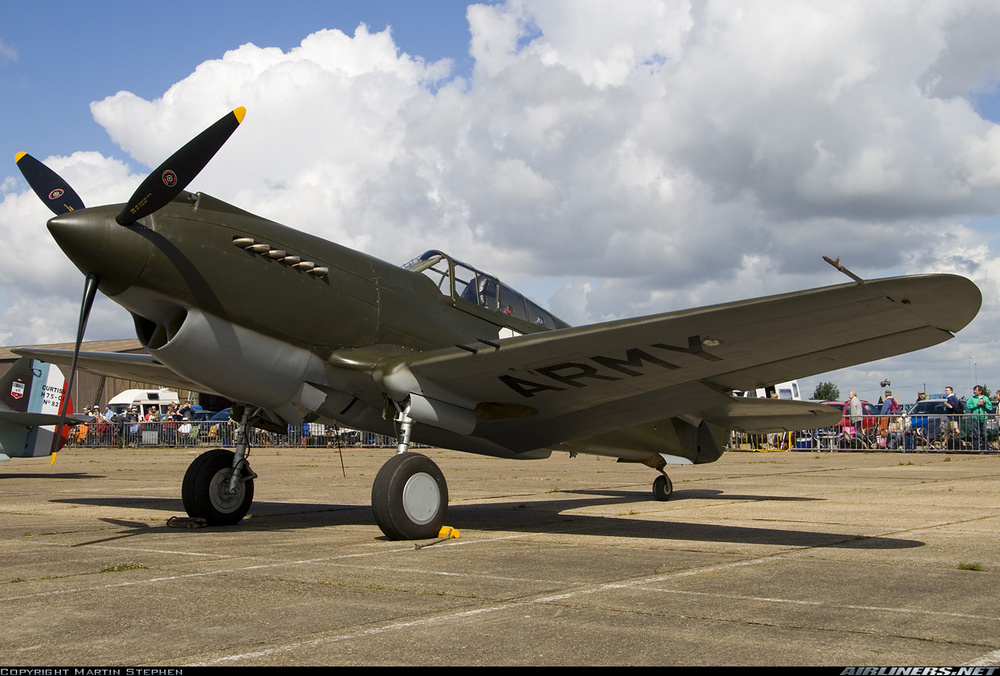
[
  {"left": 820, "top": 400, "right": 879, "bottom": 431},
  {"left": 906, "top": 399, "right": 965, "bottom": 446},
  {"left": 193, "top": 408, "right": 234, "bottom": 444}
]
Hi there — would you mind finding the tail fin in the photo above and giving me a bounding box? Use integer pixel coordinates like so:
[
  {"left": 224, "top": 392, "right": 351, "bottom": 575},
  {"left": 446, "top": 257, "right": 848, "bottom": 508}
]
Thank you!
[{"left": 0, "top": 357, "right": 81, "bottom": 460}]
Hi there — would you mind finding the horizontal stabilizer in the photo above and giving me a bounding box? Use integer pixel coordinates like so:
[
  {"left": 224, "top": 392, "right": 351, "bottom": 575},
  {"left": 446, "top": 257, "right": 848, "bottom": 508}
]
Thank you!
[
  {"left": 13, "top": 348, "right": 215, "bottom": 395},
  {"left": 0, "top": 410, "right": 90, "bottom": 427},
  {"left": 704, "top": 397, "right": 842, "bottom": 434}
]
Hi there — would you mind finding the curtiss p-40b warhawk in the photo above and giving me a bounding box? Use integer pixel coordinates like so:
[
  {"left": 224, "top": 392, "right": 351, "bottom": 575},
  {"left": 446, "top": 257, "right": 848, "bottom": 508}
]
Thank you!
[{"left": 12, "top": 108, "right": 981, "bottom": 539}]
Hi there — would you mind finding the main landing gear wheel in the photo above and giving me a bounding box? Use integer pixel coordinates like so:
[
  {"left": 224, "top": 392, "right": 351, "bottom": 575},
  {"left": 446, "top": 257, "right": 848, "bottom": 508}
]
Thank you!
[
  {"left": 652, "top": 473, "right": 673, "bottom": 501},
  {"left": 372, "top": 452, "right": 448, "bottom": 540},
  {"left": 182, "top": 448, "right": 254, "bottom": 526}
]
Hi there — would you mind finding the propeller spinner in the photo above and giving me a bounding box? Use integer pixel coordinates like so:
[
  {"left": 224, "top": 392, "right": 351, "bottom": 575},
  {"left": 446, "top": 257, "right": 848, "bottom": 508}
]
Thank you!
[{"left": 15, "top": 107, "right": 246, "bottom": 461}]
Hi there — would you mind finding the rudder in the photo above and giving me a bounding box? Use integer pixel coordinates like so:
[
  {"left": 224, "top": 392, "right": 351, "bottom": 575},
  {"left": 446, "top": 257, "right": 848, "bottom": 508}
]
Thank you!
[{"left": 0, "top": 358, "right": 75, "bottom": 460}]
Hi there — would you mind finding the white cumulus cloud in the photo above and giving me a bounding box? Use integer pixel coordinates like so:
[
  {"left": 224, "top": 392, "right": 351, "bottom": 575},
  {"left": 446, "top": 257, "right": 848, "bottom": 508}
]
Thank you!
[{"left": 4, "top": 1, "right": 1000, "bottom": 401}]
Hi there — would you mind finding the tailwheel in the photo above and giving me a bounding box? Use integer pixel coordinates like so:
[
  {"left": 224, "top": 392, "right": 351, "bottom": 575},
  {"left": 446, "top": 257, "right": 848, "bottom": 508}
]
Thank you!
[
  {"left": 652, "top": 473, "right": 673, "bottom": 501},
  {"left": 182, "top": 448, "right": 254, "bottom": 526},
  {"left": 372, "top": 452, "right": 448, "bottom": 540}
]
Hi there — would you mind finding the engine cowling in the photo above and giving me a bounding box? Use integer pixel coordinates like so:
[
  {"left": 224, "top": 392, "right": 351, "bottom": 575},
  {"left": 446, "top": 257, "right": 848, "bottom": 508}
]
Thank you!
[{"left": 136, "top": 306, "right": 328, "bottom": 420}]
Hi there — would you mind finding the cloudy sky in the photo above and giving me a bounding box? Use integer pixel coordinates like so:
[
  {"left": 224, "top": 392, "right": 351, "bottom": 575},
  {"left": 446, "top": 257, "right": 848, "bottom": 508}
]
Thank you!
[{"left": 3, "top": 0, "right": 1000, "bottom": 404}]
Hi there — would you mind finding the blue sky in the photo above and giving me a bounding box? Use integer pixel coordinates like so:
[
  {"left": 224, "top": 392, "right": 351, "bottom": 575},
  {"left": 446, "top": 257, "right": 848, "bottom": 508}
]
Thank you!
[
  {"left": 3, "top": 1, "right": 1000, "bottom": 403},
  {"left": 1, "top": 1, "right": 475, "bottom": 169}
]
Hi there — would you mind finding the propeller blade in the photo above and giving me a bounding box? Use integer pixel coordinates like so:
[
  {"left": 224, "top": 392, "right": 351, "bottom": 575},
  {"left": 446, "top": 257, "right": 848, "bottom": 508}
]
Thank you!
[
  {"left": 50, "top": 272, "right": 100, "bottom": 464},
  {"left": 15, "top": 152, "right": 87, "bottom": 215},
  {"left": 116, "top": 107, "right": 246, "bottom": 226}
]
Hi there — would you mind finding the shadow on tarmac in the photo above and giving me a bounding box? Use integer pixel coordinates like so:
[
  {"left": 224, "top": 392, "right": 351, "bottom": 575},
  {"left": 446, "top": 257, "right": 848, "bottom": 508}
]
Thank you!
[
  {"left": 565, "top": 488, "right": 821, "bottom": 502},
  {"left": 52, "top": 489, "right": 922, "bottom": 550},
  {"left": 0, "top": 472, "right": 103, "bottom": 480}
]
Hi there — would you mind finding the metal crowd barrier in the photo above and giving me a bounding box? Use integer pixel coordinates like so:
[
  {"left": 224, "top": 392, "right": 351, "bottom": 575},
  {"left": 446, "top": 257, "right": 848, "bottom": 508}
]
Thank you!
[
  {"left": 63, "top": 413, "right": 1000, "bottom": 453},
  {"left": 64, "top": 420, "right": 405, "bottom": 449},
  {"left": 730, "top": 412, "right": 999, "bottom": 453}
]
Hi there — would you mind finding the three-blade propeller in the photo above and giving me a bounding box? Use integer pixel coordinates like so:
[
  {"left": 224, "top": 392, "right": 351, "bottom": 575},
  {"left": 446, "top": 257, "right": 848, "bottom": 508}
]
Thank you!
[{"left": 15, "top": 107, "right": 246, "bottom": 461}]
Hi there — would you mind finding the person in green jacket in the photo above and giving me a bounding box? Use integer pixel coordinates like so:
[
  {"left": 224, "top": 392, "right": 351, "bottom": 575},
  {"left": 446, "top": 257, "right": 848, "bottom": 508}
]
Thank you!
[{"left": 966, "top": 385, "right": 993, "bottom": 450}]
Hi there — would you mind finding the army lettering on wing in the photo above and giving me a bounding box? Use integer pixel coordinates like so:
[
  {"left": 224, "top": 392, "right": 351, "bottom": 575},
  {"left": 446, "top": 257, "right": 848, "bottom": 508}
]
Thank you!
[
  {"left": 534, "top": 362, "right": 621, "bottom": 388},
  {"left": 497, "top": 375, "right": 567, "bottom": 398},
  {"left": 498, "top": 335, "right": 721, "bottom": 398},
  {"left": 591, "top": 347, "right": 679, "bottom": 375}
]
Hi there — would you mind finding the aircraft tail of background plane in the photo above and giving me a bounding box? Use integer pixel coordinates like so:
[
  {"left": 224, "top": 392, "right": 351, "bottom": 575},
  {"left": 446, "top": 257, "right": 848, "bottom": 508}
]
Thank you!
[{"left": 0, "top": 357, "right": 77, "bottom": 461}]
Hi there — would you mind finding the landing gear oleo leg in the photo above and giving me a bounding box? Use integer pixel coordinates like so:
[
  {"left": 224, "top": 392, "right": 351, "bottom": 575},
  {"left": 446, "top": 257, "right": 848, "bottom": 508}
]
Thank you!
[
  {"left": 181, "top": 406, "right": 258, "bottom": 526},
  {"left": 371, "top": 400, "right": 448, "bottom": 540}
]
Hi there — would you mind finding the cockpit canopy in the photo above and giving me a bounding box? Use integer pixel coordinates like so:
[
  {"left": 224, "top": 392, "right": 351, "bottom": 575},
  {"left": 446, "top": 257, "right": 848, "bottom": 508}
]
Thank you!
[{"left": 403, "top": 250, "right": 567, "bottom": 330}]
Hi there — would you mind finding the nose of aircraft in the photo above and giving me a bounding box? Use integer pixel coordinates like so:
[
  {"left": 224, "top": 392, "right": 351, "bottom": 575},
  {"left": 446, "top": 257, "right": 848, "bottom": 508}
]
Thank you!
[{"left": 47, "top": 206, "right": 152, "bottom": 296}]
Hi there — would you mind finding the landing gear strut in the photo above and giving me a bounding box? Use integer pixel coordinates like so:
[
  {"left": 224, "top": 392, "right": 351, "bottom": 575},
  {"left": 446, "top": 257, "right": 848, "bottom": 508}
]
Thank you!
[
  {"left": 371, "top": 402, "right": 448, "bottom": 540},
  {"left": 181, "top": 406, "right": 257, "bottom": 526}
]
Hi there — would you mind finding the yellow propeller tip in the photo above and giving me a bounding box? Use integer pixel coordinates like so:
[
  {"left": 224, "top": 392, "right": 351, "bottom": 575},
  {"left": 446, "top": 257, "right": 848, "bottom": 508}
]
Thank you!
[
  {"left": 15, "top": 152, "right": 26, "bottom": 163},
  {"left": 234, "top": 107, "right": 246, "bottom": 124},
  {"left": 50, "top": 452, "right": 57, "bottom": 466}
]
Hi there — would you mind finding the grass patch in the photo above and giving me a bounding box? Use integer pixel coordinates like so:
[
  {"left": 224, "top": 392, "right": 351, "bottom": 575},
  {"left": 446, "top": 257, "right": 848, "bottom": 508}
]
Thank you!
[
  {"left": 958, "top": 561, "right": 983, "bottom": 571},
  {"left": 100, "top": 563, "right": 147, "bottom": 573}
]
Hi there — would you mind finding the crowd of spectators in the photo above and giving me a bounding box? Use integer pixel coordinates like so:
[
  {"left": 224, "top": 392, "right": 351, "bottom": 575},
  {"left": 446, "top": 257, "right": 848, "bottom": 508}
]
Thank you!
[
  {"left": 70, "top": 401, "right": 206, "bottom": 447},
  {"left": 64, "top": 404, "right": 397, "bottom": 449},
  {"left": 759, "top": 385, "right": 999, "bottom": 453},
  {"left": 65, "top": 385, "right": 1000, "bottom": 453},
  {"left": 847, "top": 385, "right": 995, "bottom": 451}
]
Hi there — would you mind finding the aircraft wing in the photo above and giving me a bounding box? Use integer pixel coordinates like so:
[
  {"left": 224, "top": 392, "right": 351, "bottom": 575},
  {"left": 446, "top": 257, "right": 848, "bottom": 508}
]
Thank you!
[
  {"left": 375, "top": 274, "right": 979, "bottom": 453},
  {"left": 10, "top": 349, "right": 218, "bottom": 395}
]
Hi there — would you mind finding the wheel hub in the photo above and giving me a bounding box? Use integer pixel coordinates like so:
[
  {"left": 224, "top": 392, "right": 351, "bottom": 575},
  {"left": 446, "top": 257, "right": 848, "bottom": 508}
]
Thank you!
[
  {"left": 209, "top": 469, "right": 246, "bottom": 513},
  {"left": 401, "top": 471, "right": 440, "bottom": 525}
]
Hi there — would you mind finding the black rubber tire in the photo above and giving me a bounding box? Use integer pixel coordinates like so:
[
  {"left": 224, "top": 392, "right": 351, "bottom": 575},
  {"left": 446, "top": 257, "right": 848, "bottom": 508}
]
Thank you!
[
  {"left": 371, "top": 452, "right": 448, "bottom": 540},
  {"left": 182, "top": 448, "right": 254, "bottom": 526},
  {"left": 652, "top": 474, "right": 673, "bottom": 501}
]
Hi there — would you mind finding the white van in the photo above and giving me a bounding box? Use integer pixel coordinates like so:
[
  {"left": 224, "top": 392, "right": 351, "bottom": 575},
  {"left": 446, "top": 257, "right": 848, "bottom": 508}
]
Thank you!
[
  {"left": 107, "top": 388, "right": 180, "bottom": 419},
  {"left": 732, "top": 380, "right": 802, "bottom": 401}
]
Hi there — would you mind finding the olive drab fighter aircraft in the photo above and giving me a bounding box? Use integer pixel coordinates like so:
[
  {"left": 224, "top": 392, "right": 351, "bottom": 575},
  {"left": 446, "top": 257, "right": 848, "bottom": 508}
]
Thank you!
[{"left": 12, "top": 107, "right": 982, "bottom": 539}]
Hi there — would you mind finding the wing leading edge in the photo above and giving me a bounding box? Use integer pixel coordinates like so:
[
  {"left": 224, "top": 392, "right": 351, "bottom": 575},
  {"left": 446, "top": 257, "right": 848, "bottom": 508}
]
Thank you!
[{"left": 10, "top": 349, "right": 215, "bottom": 396}]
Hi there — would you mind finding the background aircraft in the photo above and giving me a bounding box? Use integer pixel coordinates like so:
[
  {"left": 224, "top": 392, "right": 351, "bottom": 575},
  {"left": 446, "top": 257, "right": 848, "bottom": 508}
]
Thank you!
[
  {"left": 12, "top": 108, "right": 982, "bottom": 539},
  {"left": 0, "top": 357, "right": 84, "bottom": 461}
]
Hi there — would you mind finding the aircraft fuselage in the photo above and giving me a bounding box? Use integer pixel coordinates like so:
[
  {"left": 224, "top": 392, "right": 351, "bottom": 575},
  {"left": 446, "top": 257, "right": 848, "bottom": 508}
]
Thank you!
[{"left": 46, "top": 191, "right": 551, "bottom": 442}]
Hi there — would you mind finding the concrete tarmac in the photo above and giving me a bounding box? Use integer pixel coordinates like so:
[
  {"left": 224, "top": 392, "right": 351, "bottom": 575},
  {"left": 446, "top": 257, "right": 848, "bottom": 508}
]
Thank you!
[{"left": 1, "top": 445, "right": 999, "bottom": 666}]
